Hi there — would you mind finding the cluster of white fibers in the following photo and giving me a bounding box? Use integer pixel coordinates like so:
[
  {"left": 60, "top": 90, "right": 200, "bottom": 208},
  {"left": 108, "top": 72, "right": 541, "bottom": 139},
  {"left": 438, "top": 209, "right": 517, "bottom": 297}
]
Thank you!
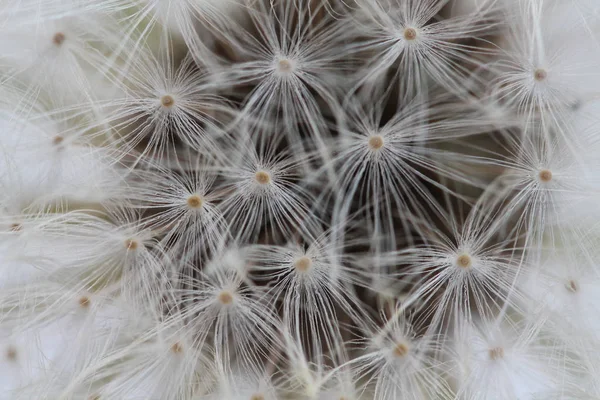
[{"left": 2, "top": 0, "right": 600, "bottom": 398}]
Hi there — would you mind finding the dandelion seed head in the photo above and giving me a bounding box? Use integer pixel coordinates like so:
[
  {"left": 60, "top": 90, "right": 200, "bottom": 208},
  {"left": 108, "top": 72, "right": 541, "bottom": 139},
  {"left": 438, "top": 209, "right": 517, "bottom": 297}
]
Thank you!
[
  {"left": 255, "top": 170, "right": 271, "bottom": 185},
  {"left": 53, "top": 32, "right": 66, "bottom": 46}
]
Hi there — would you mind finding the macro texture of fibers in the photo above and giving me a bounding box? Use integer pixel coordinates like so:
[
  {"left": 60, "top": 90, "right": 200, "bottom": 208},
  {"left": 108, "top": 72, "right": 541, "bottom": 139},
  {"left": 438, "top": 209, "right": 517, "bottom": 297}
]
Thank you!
[{"left": 1, "top": 0, "right": 600, "bottom": 399}]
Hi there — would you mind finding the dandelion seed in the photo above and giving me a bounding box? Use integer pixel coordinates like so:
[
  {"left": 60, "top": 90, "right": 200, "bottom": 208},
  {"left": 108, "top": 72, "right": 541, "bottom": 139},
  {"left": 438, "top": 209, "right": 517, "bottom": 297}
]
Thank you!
[
  {"left": 538, "top": 169, "right": 553, "bottom": 183},
  {"left": 52, "top": 32, "right": 65, "bottom": 46},
  {"left": 367, "top": 135, "right": 384, "bottom": 150},
  {"left": 294, "top": 256, "right": 312, "bottom": 273},
  {"left": 534, "top": 68, "right": 547, "bottom": 82},
  {"left": 160, "top": 94, "right": 175, "bottom": 108},
  {"left": 565, "top": 279, "right": 579, "bottom": 293},
  {"left": 276, "top": 58, "right": 294, "bottom": 74},
  {"left": 393, "top": 342, "right": 410, "bottom": 358},
  {"left": 52, "top": 135, "right": 64, "bottom": 146},
  {"left": 5, "top": 346, "right": 17, "bottom": 362},
  {"left": 99, "top": 53, "right": 232, "bottom": 165},
  {"left": 254, "top": 170, "right": 271, "bottom": 185},
  {"left": 218, "top": 290, "right": 234, "bottom": 305},
  {"left": 187, "top": 194, "right": 204, "bottom": 209},
  {"left": 456, "top": 253, "right": 473, "bottom": 269},
  {"left": 125, "top": 239, "right": 139, "bottom": 251},
  {"left": 403, "top": 27, "right": 417, "bottom": 41},
  {"left": 171, "top": 342, "right": 183, "bottom": 354},
  {"left": 489, "top": 347, "right": 504, "bottom": 360},
  {"left": 78, "top": 296, "right": 91, "bottom": 308}
]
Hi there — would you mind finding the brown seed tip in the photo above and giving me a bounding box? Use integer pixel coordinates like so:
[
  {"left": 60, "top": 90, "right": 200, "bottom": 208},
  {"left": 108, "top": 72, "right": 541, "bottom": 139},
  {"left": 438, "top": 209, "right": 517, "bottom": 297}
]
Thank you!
[
  {"left": 187, "top": 194, "right": 204, "bottom": 209},
  {"left": 161, "top": 95, "right": 175, "bottom": 108},
  {"left": 78, "top": 296, "right": 91, "bottom": 308},
  {"left": 53, "top": 32, "right": 66, "bottom": 46},
  {"left": 489, "top": 347, "right": 504, "bottom": 360},
  {"left": 565, "top": 280, "right": 579, "bottom": 293},
  {"left": 278, "top": 59, "right": 293, "bottom": 73},
  {"left": 534, "top": 68, "right": 547, "bottom": 82},
  {"left": 5, "top": 346, "right": 17, "bottom": 362},
  {"left": 250, "top": 394, "right": 265, "bottom": 400},
  {"left": 456, "top": 253, "right": 472, "bottom": 269},
  {"left": 218, "top": 291, "right": 234, "bottom": 305},
  {"left": 52, "top": 135, "right": 64, "bottom": 146},
  {"left": 403, "top": 27, "right": 417, "bottom": 41},
  {"left": 294, "top": 256, "right": 312, "bottom": 272},
  {"left": 393, "top": 342, "right": 409, "bottom": 357},
  {"left": 171, "top": 342, "right": 183, "bottom": 354},
  {"left": 89, "top": 395, "right": 101, "bottom": 400},
  {"left": 255, "top": 170, "right": 271, "bottom": 185},
  {"left": 538, "top": 169, "right": 552, "bottom": 183},
  {"left": 368, "top": 135, "right": 384, "bottom": 150},
  {"left": 9, "top": 223, "right": 22, "bottom": 232},
  {"left": 125, "top": 239, "right": 139, "bottom": 251}
]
